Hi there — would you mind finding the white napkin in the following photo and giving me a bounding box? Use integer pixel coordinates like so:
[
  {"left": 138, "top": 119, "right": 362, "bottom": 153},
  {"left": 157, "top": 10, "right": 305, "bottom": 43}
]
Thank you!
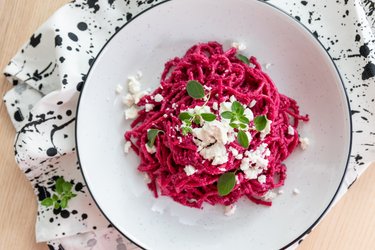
[{"left": 3, "top": 0, "right": 375, "bottom": 249}]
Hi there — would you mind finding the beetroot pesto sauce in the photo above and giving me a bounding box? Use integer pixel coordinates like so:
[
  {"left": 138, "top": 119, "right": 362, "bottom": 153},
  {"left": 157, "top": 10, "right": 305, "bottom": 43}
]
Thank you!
[{"left": 124, "top": 42, "right": 308, "bottom": 209}]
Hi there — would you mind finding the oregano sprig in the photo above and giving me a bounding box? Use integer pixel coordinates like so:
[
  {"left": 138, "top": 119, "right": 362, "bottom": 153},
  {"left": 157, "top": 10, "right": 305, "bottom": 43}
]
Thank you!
[
  {"left": 147, "top": 129, "right": 164, "bottom": 147},
  {"left": 41, "top": 177, "right": 77, "bottom": 209},
  {"left": 179, "top": 111, "right": 216, "bottom": 135}
]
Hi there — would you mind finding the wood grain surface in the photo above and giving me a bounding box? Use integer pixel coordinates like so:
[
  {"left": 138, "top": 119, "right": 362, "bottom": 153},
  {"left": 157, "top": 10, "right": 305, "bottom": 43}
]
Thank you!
[{"left": 0, "top": 1, "right": 374, "bottom": 249}]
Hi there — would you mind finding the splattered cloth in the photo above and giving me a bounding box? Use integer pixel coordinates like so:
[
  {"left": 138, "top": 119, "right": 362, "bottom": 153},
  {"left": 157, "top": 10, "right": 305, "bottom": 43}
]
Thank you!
[{"left": 2, "top": 0, "right": 374, "bottom": 249}]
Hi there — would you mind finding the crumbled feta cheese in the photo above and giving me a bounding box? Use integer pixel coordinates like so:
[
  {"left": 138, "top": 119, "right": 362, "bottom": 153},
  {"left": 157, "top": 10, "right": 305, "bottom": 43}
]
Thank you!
[
  {"left": 265, "top": 63, "right": 272, "bottom": 69},
  {"left": 163, "top": 114, "right": 168, "bottom": 118},
  {"left": 232, "top": 42, "right": 247, "bottom": 51},
  {"left": 200, "top": 142, "right": 228, "bottom": 165},
  {"left": 184, "top": 165, "right": 197, "bottom": 176},
  {"left": 249, "top": 100, "right": 257, "bottom": 108},
  {"left": 219, "top": 101, "right": 232, "bottom": 113},
  {"left": 154, "top": 94, "right": 164, "bottom": 102},
  {"left": 262, "top": 191, "right": 276, "bottom": 201},
  {"left": 277, "top": 190, "right": 284, "bottom": 195},
  {"left": 204, "top": 85, "right": 212, "bottom": 91},
  {"left": 293, "top": 188, "right": 300, "bottom": 195},
  {"left": 124, "top": 106, "right": 138, "bottom": 120},
  {"left": 288, "top": 125, "right": 295, "bottom": 136},
  {"left": 122, "top": 94, "right": 134, "bottom": 107},
  {"left": 115, "top": 84, "right": 124, "bottom": 94},
  {"left": 257, "top": 175, "right": 266, "bottom": 184},
  {"left": 241, "top": 143, "right": 270, "bottom": 180},
  {"left": 244, "top": 108, "right": 254, "bottom": 121},
  {"left": 188, "top": 198, "right": 197, "bottom": 203},
  {"left": 143, "top": 173, "right": 151, "bottom": 184},
  {"left": 229, "top": 95, "right": 237, "bottom": 102},
  {"left": 299, "top": 137, "right": 310, "bottom": 150},
  {"left": 235, "top": 154, "right": 243, "bottom": 160},
  {"left": 244, "top": 168, "right": 262, "bottom": 180},
  {"left": 235, "top": 175, "right": 240, "bottom": 184},
  {"left": 124, "top": 141, "right": 132, "bottom": 153},
  {"left": 229, "top": 147, "right": 239, "bottom": 157},
  {"left": 212, "top": 102, "right": 218, "bottom": 111},
  {"left": 145, "top": 104, "right": 155, "bottom": 112},
  {"left": 177, "top": 137, "right": 182, "bottom": 143},
  {"left": 224, "top": 205, "right": 237, "bottom": 216},
  {"left": 172, "top": 103, "right": 178, "bottom": 109},
  {"left": 136, "top": 70, "right": 143, "bottom": 79},
  {"left": 260, "top": 118, "right": 272, "bottom": 140},
  {"left": 133, "top": 90, "right": 147, "bottom": 104},
  {"left": 218, "top": 167, "right": 226, "bottom": 172},
  {"left": 145, "top": 144, "right": 156, "bottom": 154},
  {"left": 128, "top": 76, "right": 141, "bottom": 94}
]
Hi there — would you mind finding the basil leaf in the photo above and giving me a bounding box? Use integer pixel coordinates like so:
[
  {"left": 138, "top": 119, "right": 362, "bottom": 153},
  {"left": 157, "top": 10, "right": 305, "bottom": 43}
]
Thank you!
[
  {"left": 232, "top": 101, "right": 244, "bottom": 115},
  {"left": 236, "top": 54, "right": 250, "bottom": 64},
  {"left": 41, "top": 198, "right": 54, "bottom": 207},
  {"left": 217, "top": 172, "right": 236, "bottom": 196},
  {"left": 60, "top": 197, "right": 68, "bottom": 209},
  {"left": 179, "top": 112, "right": 193, "bottom": 121},
  {"left": 54, "top": 202, "right": 60, "bottom": 210},
  {"left": 62, "top": 182, "right": 73, "bottom": 193},
  {"left": 186, "top": 80, "right": 205, "bottom": 99},
  {"left": 147, "top": 129, "right": 163, "bottom": 147},
  {"left": 254, "top": 115, "right": 267, "bottom": 131},
  {"left": 238, "top": 115, "right": 250, "bottom": 124},
  {"left": 229, "top": 123, "right": 239, "bottom": 129},
  {"left": 221, "top": 111, "right": 233, "bottom": 119},
  {"left": 201, "top": 113, "right": 216, "bottom": 122},
  {"left": 237, "top": 130, "right": 249, "bottom": 148},
  {"left": 55, "top": 178, "right": 64, "bottom": 194},
  {"left": 52, "top": 194, "right": 58, "bottom": 201}
]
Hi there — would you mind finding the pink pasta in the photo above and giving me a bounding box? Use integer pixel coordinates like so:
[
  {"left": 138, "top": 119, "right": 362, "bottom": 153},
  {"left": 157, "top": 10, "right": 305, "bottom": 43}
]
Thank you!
[{"left": 125, "top": 42, "right": 308, "bottom": 208}]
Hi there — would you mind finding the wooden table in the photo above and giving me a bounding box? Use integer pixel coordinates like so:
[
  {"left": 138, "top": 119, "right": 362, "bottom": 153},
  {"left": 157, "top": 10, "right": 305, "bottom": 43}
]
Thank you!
[{"left": 1, "top": 1, "right": 374, "bottom": 249}]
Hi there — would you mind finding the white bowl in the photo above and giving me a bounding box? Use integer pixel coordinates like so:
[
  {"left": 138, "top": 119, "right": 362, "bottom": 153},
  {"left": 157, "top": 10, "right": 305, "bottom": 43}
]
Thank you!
[{"left": 76, "top": 0, "right": 352, "bottom": 249}]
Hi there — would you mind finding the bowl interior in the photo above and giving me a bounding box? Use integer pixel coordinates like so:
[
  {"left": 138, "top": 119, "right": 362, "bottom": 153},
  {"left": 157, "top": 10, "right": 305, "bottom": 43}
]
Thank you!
[{"left": 76, "top": 0, "right": 351, "bottom": 249}]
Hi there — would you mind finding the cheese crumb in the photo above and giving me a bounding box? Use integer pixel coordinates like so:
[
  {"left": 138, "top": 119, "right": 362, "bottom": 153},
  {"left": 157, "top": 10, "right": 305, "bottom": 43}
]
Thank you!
[
  {"left": 262, "top": 191, "right": 276, "bottom": 201},
  {"left": 128, "top": 76, "right": 141, "bottom": 94},
  {"left": 232, "top": 42, "right": 247, "bottom": 51},
  {"left": 249, "top": 100, "right": 257, "bottom": 108},
  {"left": 212, "top": 102, "right": 218, "bottom": 111},
  {"left": 172, "top": 103, "right": 178, "bottom": 109},
  {"left": 293, "top": 188, "right": 300, "bottom": 195},
  {"left": 143, "top": 173, "right": 151, "bottom": 184},
  {"left": 260, "top": 118, "right": 272, "bottom": 140},
  {"left": 278, "top": 190, "right": 284, "bottom": 195},
  {"left": 265, "top": 63, "right": 272, "bottom": 69},
  {"left": 145, "top": 104, "right": 155, "bottom": 112},
  {"left": 299, "top": 137, "right": 310, "bottom": 150},
  {"left": 124, "top": 106, "right": 138, "bottom": 120},
  {"left": 136, "top": 70, "right": 143, "bottom": 79},
  {"left": 115, "top": 84, "right": 124, "bottom": 94},
  {"left": 122, "top": 94, "right": 134, "bottom": 107},
  {"left": 257, "top": 175, "right": 266, "bottom": 184},
  {"left": 154, "top": 94, "right": 164, "bottom": 102},
  {"left": 184, "top": 165, "right": 197, "bottom": 176},
  {"left": 224, "top": 205, "right": 237, "bottom": 216},
  {"left": 163, "top": 114, "right": 168, "bottom": 118},
  {"left": 124, "top": 141, "right": 132, "bottom": 153},
  {"left": 145, "top": 144, "right": 156, "bottom": 154},
  {"left": 288, "top": 125, "right": 295, "bottom": 136}
]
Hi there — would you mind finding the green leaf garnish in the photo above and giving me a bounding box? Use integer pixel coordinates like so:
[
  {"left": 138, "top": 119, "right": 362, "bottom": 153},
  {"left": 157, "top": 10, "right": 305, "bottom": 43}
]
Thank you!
[
  {"left": 231, "top": 101, "right": 243, "bottom": 114},
  {"left": 193, "top": 115, "right": 201, "bottom": 125},
  {"left": 147, "top": 129, "right": 163, "bottom": 147},
  {"left": 201, "top": 113, "right": 216, "bottom": 122},
  {"left": 179, "top": 112, "right": 193, "bottom": 121},
  {"left": 254, "top": 115, "right": 268, "bottom": 131},
  {"left": 229, "top": 123, "right": 239, "bottom": 129},
  {"left": 181, "top": 127, "right": 192, "bottom": 136},
  {"left": 238, "top": 115, "right": 250, "bottom": 124},
  {"left": 217, "top": 172, "right": 236, "bottom": 196},
  {"left": 221, "top": 111, "right": 233, "bottom": 119},
  {"left": 239, "top": 123, "right": 247, "bottom": 129},
  {"left": 236, "top": 54, "right": 250, "bottom": 64},
  {"left": 41, "top": 198, "right": 54, "bottom": 207},
  {"left": 41, "top": 177, "right": 77, "bottom": 210},
  {"left": 186, "top": 80, "right": 205, "bottom": 99},
  {"left": 237, "top": 130, "right": 249, "bottom": 148}
]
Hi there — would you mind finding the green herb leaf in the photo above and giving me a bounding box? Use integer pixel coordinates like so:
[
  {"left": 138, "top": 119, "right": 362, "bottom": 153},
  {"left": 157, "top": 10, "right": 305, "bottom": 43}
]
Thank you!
[
  {"left": 179, "top": 112, "right": 193, "bottom": 121},
  {"left": 237, "top": 130, "right": 249, "bottom": 148},
  {"left": 147, "top": 129, "right": 163, "bottom": 147},
  {"left": 217, "top": 172, "right": 236, "bottom": 196},
  {"left": 221, "top": 111, "right": 233, "bottom": 119},
  {"left": 54, "top": 202, "right": 60, "bottom": 210},
  {"left": 52, "top": 194, "right": 58, "bottom": 201},
  {"left": 193, "top": 115, "right": 201, "bottom": 125},
  {"left": 229, "top": 123, "right": 239, "bottom": 129},
  {"left": 41, "top": 198, "right": 54, "bottom": 207},
  {"left": 239, "top": 123, "right": 247, "bottom": 129},
  {"left": 201, "top": 113, "right": 216, "bottom": 122},
  {"left": 186, "top": 80, "right": 205, "bottom": 99},
  {"left": 238, "top": 115, "right": 250, "bottom": 124},
  {"left": 55, "top": 177, "right": 64, "bottom": 194},
  {"left": 60, "top": 197, "right": 68, "bottom": 209},
  {"left": 254, "top": 115, "right": 267, "bottom": 131},
  {"left": 236, "top": 54, "right": 250, "bottom": 64},
  {"left": 181, "top": 127, "right": 192, "bottom": 136},
  {"left": 62, "top": 182, "right": 73, "bottom": 193},
  {"left": 231, "top": 101, "right": 244, "bottom": 116}
]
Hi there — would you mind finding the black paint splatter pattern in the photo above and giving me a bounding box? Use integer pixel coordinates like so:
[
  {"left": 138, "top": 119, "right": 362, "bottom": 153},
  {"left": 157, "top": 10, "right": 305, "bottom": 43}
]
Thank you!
[{"left": 2, "top": 0, "right": 374, "bottom": 249}]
